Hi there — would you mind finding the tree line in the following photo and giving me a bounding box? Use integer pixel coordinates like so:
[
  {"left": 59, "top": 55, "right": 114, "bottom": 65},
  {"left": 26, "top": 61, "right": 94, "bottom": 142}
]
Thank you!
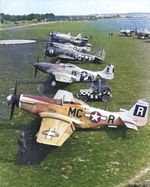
[
  {"left": 1, "top": 13, "right": 122, "bottom": 23},
  {"left": 0, "top": 13, "right": 67, "bottom": 22}
]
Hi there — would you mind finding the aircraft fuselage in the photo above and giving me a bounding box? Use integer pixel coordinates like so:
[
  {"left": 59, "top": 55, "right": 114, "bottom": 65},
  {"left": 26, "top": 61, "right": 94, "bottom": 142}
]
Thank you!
[{"left": 18, "top": 94, "right": 123, "bottom": 129}]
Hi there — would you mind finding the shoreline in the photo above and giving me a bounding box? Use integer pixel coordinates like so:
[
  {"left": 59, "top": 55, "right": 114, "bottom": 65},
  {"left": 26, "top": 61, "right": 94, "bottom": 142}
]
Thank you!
[{"left": 0, "top": 18, "right": 150, "bottom": 31}]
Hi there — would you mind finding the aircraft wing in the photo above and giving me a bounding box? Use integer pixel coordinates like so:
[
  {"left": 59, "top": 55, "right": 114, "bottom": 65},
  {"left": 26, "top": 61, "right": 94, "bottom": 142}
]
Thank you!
[
  {"left": 119, "top": 115, "right": 138, "bottom": 131},
  {"left": 57, "top": 54, "right": 75, "bottom": 60},
  {"left": 37, "top": 116, "right": 75, "bottom": 146}
]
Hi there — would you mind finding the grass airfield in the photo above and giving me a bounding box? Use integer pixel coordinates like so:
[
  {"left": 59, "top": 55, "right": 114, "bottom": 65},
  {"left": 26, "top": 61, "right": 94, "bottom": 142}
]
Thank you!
[{"left": 0, "top": 21, "right": 150, "bottom": 186}]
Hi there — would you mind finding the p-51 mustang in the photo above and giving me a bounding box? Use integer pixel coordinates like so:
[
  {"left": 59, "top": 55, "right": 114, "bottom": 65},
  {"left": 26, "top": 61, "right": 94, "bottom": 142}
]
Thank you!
[
  {"left": 135, "top": 28, "right": 150, "bottom": 39},
  {"left": 49, "top": 31, "right": 89, "bottom": 46},
  {"left": 120, "top": 28, "right": 135, "bottom": 36},
  {"left": 7, "top": 85, "right": 149, "bottom": 146},
  {"left": 45, "top": 45, "right": 105, "bottom": 63},
  {"left": 33, "top": 62, "right": 114, "bottom": 85}
]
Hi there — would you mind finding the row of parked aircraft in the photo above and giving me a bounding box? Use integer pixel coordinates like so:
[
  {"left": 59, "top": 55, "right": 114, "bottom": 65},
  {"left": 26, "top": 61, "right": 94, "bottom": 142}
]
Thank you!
[
  {"left": 120, "top": 28, "right": 150, "bottom": 39},
  {"left": 44, "top": 31, "right": 105, "bottom": 63},
  {"left": 7, "top": 30, "right": 149, "bottom": 147}
]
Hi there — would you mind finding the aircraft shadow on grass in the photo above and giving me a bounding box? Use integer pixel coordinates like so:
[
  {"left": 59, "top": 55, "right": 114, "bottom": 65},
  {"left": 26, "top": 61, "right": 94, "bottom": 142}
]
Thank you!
[
  {"left": 38, "top": 74, "right": 70, "bottom": 96},
  {"left": 75, "top": 126, "right": 127, "bottom": 140},
  {"left": 23, "top": 117, "right": 127, "bottom": 165}
]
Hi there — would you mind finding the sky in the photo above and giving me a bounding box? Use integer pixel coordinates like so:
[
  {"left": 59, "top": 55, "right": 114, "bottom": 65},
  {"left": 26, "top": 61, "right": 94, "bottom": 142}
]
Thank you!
[{"left": 1, "top": 0, "right": 150, "bottom": 16}]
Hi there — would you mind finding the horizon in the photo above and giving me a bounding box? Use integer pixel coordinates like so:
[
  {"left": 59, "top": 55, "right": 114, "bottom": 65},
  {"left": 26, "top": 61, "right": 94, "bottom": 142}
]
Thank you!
[
  {"left": 1, "top": 12, "right": 150, "bottom": 17},
  {"left": 1, "top": 0, "right": 150, "bottom": 16}
]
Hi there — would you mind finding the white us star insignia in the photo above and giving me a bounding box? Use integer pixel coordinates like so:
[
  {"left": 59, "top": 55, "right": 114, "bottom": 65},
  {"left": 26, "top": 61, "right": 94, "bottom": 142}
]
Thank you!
[{"left": 90, "top": 111, "right": 101, "bottom": 123}]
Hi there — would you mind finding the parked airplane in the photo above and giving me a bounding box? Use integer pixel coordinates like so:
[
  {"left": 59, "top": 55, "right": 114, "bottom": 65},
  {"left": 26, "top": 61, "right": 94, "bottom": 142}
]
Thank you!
[
  {"left": 120, "top": 28, "right": 135, "bottom": 36},
  {"left": 7, "top": 84, "right": 149, "bottom": 146},
  {"left": 45, "top": 45, "right": 105, "bottom": 63},
  {"left": 49, "top": 31, "right": 89, "bottom": 46},
  {"left": 135, "top": 28, "right": 150, "bottom": 39},
  {"left": 33, "top": 61, "right": 114, "bottom": 85},
  {"left": 46, "top": 38, "right": 91, "bottom": 53}
]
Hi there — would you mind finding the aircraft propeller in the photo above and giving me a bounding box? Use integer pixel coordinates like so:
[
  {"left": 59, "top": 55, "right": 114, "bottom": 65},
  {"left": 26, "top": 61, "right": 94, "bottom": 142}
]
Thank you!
[
  {"left": 34, "top": 55, "right": 39, "bottom": 78},
  {"left": 7, "top": 81, "right": 19, "bottom": 120}
]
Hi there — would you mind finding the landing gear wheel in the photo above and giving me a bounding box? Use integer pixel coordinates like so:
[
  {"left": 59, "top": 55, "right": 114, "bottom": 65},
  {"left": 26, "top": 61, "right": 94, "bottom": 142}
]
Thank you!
[
  {"left": 81, "top": 95, "right": 88, "bottom": 103},
  {"left": 101, "top": 95, "right": 109, "bottom": 102}
]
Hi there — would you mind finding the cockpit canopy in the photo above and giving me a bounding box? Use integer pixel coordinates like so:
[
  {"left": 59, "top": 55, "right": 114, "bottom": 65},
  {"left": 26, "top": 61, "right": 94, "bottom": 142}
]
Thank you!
[{"left": 53, "top": 90, "right": 74, "bottom": 103}]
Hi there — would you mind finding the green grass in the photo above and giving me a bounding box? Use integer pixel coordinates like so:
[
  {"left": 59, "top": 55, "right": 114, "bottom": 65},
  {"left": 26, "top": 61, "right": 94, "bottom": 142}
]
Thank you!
[{"left": 0, "top": 21, "right": 150, "bottom": 187}]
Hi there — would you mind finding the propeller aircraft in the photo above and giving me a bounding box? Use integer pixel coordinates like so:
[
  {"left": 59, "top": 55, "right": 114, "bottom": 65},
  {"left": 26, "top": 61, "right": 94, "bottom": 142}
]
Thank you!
[
  {"left": 46, "top": 38, "right": 91, "bottom": 53},
  {"left": 45, "top": 44, "right": 105, "bottom": 63},
  {"left": 49, "top": 31, "right": 89, "bottom": 46},
  {"left": 7, "top": 83, "right": 149, "bottom": 146},
  {"left": 135, "top": 28, "right": 150, "bottom": 39},
  {"left": 33, "top": 61, "right": 114, "bottom": 85},
  {"left": 120, "top": 28, "right": 135, "bottom": 36}
]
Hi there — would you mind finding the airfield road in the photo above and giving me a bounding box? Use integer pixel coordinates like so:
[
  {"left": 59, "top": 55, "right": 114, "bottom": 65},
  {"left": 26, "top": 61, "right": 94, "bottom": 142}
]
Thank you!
[
  {"left": 0, "top": 40, "right": 36, "bottom": 44},
  {"left": 0, "top": 21, "right": 57, "bottom": 30}
]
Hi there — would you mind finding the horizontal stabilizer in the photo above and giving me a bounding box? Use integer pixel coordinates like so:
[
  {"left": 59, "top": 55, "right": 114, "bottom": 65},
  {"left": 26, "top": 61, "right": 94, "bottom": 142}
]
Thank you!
[
  {"left": 119, "top": 115, "right": 138, "bottom": 131},
  {"left": 124, "top": 122, "right": 138, "bottom": 131}
]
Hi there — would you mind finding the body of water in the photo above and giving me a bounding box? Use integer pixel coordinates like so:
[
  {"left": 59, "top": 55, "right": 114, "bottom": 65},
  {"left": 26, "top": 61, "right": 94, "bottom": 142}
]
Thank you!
[{"left": 86, "top": 19, "right": 150, "bottom": 32}]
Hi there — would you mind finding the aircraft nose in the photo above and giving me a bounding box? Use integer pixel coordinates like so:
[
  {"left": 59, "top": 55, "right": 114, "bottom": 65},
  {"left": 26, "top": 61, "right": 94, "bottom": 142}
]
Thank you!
[
  {"left": 7, "top": 95, "right": 14, "bottom": 106},
  {"left": 33, "top": 63, "right": 39, "bottom": 68},
  {"left": 7, "top": 95, "right": 12, "bottom": 102}
]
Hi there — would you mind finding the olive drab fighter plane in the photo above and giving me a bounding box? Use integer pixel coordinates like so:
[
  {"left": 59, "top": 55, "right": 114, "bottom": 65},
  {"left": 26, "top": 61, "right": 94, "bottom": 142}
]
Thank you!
[
  {"left": 45, "top": 45, "right": 105, "bottom": 63},
  {"left": 33, "top": 61, "right": 114, "bottom": 85},
  {"left": 7, "top": 84, "right": 149, "bottom": 146}
]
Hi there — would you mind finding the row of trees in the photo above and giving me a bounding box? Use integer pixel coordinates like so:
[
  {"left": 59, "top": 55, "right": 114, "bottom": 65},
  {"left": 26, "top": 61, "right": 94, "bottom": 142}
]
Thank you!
[{"left": 1, "top": 13, "right": 56, "bottom": 22}]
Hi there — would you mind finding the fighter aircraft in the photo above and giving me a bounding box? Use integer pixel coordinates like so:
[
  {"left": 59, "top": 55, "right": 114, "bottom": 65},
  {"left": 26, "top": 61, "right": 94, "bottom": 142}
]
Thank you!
[
  {"left": 46, "top": 38, "right": 91, "bottom": 53},
  {"left": 33, "top": 61, "right": 114, "bottom": 85},
  {"left": 135, "top": 28, "right": 150, "bottom": 39},
  {"left": 7, "top": 84, "right": 149, "bottom": 146},
  {"left": 45, "top": 44, "right": 105, "bottom": 63},
  {"left": 120, "top": 28, "right": 135, "bottom": 36},
  {"left": 49, "top": 31, "right": 89, "bottom": 46}
]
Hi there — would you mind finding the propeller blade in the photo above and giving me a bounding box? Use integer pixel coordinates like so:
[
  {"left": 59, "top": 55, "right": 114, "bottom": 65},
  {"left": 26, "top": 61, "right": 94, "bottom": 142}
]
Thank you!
[
  {"left": 37, "top": 55, "right": 39, "bottom": 62},
  {"left": 34, "top": 67, "right": 37, "bottom": 78},
  {"left": 8, "top": 81, "right": 18, "bottom": 120},
  {"left": 14, "top": 80, "right": 17, "bottom": 96},
  {"left": 10, "top": 103, "right": 15, "bottom": 120},
  {"left": 44, "top": 52, "right": 47, "bottom": 61},
  {"left": 52, "top": 30, "right": 54, "bottom": 39}
]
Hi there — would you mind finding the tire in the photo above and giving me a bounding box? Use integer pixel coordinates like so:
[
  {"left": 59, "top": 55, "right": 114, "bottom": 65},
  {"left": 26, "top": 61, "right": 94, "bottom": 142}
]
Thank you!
[
  {"left": 81, "top": 95, "right": 88, "bottom": 102},
  {"left": 101, "top": 95, "right": 109, "bottom": 102}
]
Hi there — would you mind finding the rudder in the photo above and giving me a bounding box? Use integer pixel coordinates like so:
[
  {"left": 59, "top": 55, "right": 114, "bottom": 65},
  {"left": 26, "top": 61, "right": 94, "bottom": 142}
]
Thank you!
[{"left": 127, "top": 100, "right": 149, "bottom": 127}]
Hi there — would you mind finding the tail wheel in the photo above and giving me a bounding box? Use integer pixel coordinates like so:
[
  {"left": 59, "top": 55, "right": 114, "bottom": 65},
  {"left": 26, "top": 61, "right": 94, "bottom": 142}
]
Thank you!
[
  {"left": 101, "top": 95, "right": 109, "bottom": 102},
  {"left": 81, "top": 95, "right": 88, "bottom": 102}
]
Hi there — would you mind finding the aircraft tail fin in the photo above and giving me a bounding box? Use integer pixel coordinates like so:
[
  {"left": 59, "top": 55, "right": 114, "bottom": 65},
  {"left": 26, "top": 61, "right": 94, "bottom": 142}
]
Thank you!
[
  {"left": 96, "top": 49, "right": 105, "bottom": 61},
  {"left": 97, "top": 64, "right": 114, "bottom": 80},
  {"left": 120, "top": 100, "right": 149, "bottom": 130},
  {"left": 76, "top": 33, "right": 82, "bottom": 39}
]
